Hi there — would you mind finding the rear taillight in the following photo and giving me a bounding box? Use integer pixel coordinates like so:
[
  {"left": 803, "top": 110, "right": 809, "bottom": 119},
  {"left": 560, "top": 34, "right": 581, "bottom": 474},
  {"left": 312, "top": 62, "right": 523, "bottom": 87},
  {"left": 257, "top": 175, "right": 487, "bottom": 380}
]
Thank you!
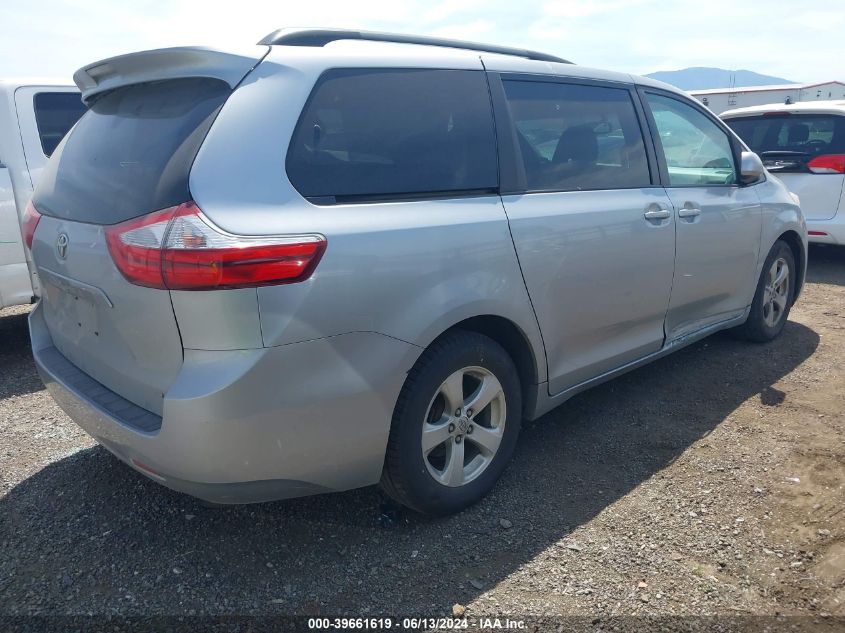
[
  {"left": 22, "top": 202, "right": 41, "bottom": 250},
  {"left": 807, "top": 154, "right": 845, "bottom": 174},
  {"left": 105, "top": 201, "right": 326, "bottom": 290}
]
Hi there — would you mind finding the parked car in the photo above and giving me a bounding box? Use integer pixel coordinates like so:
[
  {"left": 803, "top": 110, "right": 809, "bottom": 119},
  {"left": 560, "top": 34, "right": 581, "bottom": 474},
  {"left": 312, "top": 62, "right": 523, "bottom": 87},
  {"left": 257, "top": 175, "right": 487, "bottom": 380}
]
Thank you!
[
  {"left": 28, "top": 30, "right": 807, "bottom": 515},
  {"left": 722, "top": 101, "right": 845, "bottom": 246},
  {"left": 0, "top": 80, "right": 86, "bottom": 309}
]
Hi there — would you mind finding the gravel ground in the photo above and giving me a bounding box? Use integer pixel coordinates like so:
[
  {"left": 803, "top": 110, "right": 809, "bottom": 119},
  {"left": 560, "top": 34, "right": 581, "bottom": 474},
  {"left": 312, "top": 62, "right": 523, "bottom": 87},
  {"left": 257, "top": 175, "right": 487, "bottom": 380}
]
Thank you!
[{"left": 0, "top": 245, "right": 843, "bottom": 626}]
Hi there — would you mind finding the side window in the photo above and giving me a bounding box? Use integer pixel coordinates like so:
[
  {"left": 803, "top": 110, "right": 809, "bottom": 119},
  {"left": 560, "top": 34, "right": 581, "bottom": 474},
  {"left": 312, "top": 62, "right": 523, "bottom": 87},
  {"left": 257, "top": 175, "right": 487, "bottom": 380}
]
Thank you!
[
  {"left": 33, "top": 92, "right": 87, "bottom": 157},
  {"left": 286, "top": 69, "right": 498, "bottom": 202},
  {"left": 502, "top": 80, "right": 651, "bottom": 192},
  {"left": 645, "top": 93, "right": 737, "bottom": 186}
]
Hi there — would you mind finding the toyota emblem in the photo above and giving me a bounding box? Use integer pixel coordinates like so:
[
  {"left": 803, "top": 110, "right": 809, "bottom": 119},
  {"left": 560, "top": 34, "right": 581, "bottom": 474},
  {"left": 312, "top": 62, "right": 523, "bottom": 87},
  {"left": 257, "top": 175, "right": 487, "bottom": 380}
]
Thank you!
[{"left": 56, "top": 233, "right": 69, "bottom": 260}]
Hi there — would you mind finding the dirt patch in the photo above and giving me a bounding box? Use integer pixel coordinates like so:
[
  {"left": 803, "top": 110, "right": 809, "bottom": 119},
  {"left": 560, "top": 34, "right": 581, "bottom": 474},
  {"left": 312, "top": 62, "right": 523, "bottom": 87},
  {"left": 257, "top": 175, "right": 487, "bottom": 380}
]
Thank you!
[{"left": 0, "top": 245, "right": 843, "bottom": 621}]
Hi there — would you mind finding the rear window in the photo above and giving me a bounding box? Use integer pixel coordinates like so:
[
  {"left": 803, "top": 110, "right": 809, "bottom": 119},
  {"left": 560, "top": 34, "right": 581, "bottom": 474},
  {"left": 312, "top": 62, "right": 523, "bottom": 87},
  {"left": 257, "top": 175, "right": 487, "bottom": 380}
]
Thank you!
[
  {"left": 286, "top": 69, "right": 498, "bottom": 203},
  {"left": 726, "top": 114, "right": 845, "bottom": 156},
  {"left": 33, "top": 92, "right": 87, "bottom": 157},
  {"left": 33, "top": 78, "right": 230, "bottom": 225}
]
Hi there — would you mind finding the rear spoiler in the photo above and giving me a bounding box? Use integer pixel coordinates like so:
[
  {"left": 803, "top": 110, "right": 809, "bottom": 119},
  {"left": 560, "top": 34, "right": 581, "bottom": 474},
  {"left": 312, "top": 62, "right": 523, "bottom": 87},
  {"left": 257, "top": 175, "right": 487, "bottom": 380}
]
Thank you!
[{"left": 73, "top": 46, "right": 270, "bottom": 105}]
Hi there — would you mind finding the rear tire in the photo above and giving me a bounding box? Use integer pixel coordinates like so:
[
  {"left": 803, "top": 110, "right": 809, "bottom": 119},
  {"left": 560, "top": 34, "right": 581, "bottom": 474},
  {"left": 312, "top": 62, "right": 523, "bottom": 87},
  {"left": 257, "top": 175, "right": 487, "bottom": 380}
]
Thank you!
[
  {"left": 380, "top": 330, "right": 522, "bottom": 516},
  {"left": 734, "top": 240, "right": 796, "bottom": 343}
]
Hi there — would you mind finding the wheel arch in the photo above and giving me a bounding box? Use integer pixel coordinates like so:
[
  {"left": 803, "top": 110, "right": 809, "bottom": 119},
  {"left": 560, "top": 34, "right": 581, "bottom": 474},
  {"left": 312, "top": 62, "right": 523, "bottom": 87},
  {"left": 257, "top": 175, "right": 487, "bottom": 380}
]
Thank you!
[{"left": 432, "top": 314, "right": 542, "bottom": 419}]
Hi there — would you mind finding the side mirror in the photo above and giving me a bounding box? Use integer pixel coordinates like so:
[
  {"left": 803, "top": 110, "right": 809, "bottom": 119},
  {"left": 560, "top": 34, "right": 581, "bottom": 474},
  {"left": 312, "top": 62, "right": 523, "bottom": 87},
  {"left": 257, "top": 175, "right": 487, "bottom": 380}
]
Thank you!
[{"left": 740, "top": 151, "right": 765, "bottom": 185}]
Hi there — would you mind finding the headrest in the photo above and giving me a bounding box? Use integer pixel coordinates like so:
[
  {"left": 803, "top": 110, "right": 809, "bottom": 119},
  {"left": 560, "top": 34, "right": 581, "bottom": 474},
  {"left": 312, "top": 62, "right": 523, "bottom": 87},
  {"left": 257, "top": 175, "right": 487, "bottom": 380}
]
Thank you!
[
  {"left": 787, "top": 124, "right": 809, "bottom": 144},
  {"left": 553, "top": 125, "right": 598, "bottom": 164}
]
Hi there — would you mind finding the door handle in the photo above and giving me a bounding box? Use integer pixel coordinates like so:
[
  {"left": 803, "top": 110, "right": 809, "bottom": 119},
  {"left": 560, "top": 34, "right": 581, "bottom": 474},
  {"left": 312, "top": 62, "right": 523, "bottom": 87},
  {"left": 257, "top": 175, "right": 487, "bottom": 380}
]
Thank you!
[
  {"left": 644, "top": 208, "right": 671, "bottom": 221},
  {"left": 678, "top": 207, "right": 701, "bottom": 218}
]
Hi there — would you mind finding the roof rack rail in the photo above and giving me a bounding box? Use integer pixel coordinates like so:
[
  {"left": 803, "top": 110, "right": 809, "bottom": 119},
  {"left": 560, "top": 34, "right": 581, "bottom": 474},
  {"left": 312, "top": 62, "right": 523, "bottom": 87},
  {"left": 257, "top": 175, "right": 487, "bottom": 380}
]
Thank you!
[{"left": 258, "top": 28, "right": 571, "bottom": 64}]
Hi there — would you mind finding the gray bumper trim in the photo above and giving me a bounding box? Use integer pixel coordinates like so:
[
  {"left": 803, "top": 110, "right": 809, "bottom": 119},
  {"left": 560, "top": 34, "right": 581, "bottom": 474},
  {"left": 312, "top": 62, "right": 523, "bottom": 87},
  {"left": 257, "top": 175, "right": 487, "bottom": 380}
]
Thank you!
[{"left": 37, "top": 346, "right": 162, "bottom": 433}]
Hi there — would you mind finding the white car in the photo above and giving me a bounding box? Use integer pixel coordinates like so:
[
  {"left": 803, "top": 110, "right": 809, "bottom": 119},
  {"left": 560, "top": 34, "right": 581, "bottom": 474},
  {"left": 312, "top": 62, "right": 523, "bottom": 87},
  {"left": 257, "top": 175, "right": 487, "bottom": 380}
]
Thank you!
[
  {"left": 0, "top": 80, "right": 85, "bottom": 309},
  {"left": 722, "top": 101, "right": 845, "bottom": 246}
]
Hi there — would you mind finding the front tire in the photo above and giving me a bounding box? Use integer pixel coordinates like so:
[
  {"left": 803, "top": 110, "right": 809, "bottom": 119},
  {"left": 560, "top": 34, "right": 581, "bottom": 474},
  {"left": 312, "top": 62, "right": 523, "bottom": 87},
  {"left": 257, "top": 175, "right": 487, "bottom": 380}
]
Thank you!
[
  {"left": 734, "top": 240, "right": 796, "bottom": 342},
  {"left": 380, "top": 330, "right": 522, "bottom": 515}
]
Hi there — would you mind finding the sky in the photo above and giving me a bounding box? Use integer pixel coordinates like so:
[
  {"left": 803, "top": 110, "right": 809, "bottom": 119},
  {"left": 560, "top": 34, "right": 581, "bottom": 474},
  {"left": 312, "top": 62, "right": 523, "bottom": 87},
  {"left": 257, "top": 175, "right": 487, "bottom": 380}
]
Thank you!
[{"left": 1, "top": 0, "right": 842, "bottom": 83}]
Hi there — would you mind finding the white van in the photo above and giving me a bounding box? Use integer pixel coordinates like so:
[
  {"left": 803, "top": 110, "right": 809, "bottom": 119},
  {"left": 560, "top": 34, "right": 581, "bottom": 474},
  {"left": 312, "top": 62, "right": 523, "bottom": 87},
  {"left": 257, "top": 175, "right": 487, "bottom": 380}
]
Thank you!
[
  {"left": 722, "top": 101, "right": 845, "bottom": 245},
  {"left": 0, "top": 80, "right": 86, "bottom": 308}
]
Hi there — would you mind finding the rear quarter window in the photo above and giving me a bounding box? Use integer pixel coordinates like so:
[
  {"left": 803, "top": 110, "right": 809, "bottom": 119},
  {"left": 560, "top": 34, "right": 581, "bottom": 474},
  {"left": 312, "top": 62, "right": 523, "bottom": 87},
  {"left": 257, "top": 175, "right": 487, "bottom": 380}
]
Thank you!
[
  {"left": 286, "top": 69, "right": 498, "bottom": 203},
  {"left": 33, "top": 92, "right": 87, "bottom": 157}
]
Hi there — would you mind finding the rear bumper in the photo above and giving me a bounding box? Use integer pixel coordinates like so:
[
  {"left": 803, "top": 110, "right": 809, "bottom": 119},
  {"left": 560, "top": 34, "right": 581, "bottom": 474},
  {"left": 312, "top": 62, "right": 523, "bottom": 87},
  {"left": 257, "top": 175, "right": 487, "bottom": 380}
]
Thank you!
[
  {"left": 807, "top": 216, "right": 845, "bottom": 245},
  {"left": 30, "top": 303, "right": 418, "bottom": 503}
]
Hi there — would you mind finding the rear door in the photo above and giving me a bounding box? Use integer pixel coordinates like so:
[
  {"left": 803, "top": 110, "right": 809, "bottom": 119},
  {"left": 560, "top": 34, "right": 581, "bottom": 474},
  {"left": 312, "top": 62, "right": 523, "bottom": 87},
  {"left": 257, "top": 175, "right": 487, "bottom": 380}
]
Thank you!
[
  {"left": 493, "top": 75, "right": 676, "bottom": 395},
  {"left": 30, "top": 76, "right": 235, "bottom": 415},
  {"left": 641, "top": 91, "right": 762, "bottom": 341},
  {"left": 725, "top": 112, "right": 845, "bottom": 221},
  {"left": 12, "top": 87, "right": 86, "bottom": 295}
]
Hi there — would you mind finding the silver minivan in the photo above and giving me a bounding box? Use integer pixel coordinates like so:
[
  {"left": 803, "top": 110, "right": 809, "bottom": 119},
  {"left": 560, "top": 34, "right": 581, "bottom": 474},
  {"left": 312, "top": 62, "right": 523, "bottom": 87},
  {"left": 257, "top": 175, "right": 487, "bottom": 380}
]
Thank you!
[{"left": 28, "top": 30, "right": 807, "bottom": 515}]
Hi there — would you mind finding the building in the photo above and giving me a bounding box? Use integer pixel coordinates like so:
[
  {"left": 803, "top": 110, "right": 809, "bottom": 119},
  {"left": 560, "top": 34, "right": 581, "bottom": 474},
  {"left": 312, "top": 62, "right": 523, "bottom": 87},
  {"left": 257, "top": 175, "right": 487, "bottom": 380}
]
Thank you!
[{"left": 690, "top": 81, "right": 845, "bottom": 114}]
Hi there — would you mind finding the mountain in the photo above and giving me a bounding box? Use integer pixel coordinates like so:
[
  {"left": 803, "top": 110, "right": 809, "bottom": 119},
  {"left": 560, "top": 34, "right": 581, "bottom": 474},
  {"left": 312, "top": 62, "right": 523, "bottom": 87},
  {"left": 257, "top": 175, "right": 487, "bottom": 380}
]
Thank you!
[{"left": 645, "top": 67, "right": 795, "bottom": 91}]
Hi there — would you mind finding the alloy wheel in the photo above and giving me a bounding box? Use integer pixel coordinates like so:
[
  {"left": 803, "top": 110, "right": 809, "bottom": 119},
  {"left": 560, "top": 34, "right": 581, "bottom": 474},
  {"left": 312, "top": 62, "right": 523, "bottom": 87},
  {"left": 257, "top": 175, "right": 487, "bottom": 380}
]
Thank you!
[
  {"left": 421, "top": 366, "right": 507, "bottom": 487},
  {"left": 762, "top": 257, "right": 789, "bottom": 328}
]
